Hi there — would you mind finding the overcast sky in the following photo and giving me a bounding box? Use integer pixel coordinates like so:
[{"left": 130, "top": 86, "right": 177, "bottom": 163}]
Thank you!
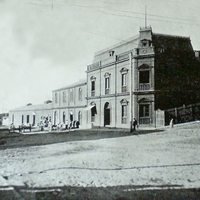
[{"left": 0, "top": 0, "right": 200, "bottom": 111}]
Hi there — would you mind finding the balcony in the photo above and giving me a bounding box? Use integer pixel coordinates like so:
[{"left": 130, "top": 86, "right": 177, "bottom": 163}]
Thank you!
[
  {"left": 139, "top": 117, "right": 150, "bottom": 124},
  {"left": 91, "top": 116, "right": 95, "bottom": 122},
  {"left": 122, "top": 86, "right": 127, "bottom": 93},
  {"left": 105, "top": 88, "right": 109, "bottom": 95},
  {"left": 91, "top": 90, "right": 95, "bottom": 97},
  {"left": 139, "top": 83, "right": 150, "bottom": 91},
  {"left": 122, "top": 117, "right": 127, "bottom": 124}
]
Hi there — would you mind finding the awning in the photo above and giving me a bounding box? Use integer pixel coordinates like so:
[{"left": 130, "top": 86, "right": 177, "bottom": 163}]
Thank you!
[{"left": 84, "top": 105, "right": 95, "bottom": 111}]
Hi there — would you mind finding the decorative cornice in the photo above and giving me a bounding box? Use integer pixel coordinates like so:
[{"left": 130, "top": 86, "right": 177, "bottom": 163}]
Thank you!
[{"left": 52, "top": 105, "right": 87, "bottom": 109}]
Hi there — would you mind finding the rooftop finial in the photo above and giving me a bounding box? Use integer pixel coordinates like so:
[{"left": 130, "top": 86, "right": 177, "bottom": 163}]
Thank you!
[{"left": 145, "top": 6, "right": 147, "bottom": 28}]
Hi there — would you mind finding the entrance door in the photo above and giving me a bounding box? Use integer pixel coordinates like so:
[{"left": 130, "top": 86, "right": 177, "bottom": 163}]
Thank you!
[
  {"left": 104, "top": 102, "right": 110, "bottom": 126},
  {"left": 32, "top": 115, "right": 35, "bottom": 126},
  {"left": 54, "top": 111, "right": 57, "bottom": 125}
]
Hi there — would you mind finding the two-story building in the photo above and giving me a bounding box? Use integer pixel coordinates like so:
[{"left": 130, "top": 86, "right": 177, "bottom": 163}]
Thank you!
[
  {"left": 86, "top": 26, "right": 200, "bottom": 128},
  {"left": 52, "top": 81, "right": 87, "bottom": 127},
  {"left": 9, "top": 26, "right": 200, "bottom": 129}
]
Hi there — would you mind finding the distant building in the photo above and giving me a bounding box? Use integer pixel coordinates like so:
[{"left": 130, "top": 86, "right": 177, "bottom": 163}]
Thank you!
[
  {"left": 9, "top": 26, "right": 200, "bottom": 129},
  {"left": 0, "top": 113, "right": 9, "bottom": 126},
  {"left": 9, "top": 103, "right": 52, "bottom": 127},
  {"left": 52, "top": 81, "right": 87, "bottom": 127}
]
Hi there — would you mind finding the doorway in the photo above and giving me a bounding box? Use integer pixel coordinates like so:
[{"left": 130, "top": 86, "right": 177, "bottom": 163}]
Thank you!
[
  {"left": 54, "top": 111, "right": 57, "bottom": 125},
  {"left": 104, "top": 102, "right": 110, "bottom": 126}
]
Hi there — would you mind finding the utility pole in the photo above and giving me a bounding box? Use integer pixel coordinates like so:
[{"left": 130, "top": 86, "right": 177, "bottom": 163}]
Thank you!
[
  {"left": 129, "top": 53, "right": 133, "bottom": 132},
  {"left": 145, "top": 6, "right": 147, "bottom": 28}
]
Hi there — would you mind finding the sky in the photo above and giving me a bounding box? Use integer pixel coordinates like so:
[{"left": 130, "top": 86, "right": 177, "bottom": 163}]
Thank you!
[{"left": 0, "top": 0, "right": 200, "bottom": 112}]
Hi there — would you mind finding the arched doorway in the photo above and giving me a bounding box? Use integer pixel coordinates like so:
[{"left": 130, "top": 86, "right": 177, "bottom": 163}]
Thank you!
[
  {"left": 78, "top": 111, "right": 82, "bottom": 124},
  {"left": 54, "top": 111, "right": 57, "bottom": 125},
  {"left": 63, "top": 112, "right": 66, "bottom": 123},
  {"left": 70, "top": 110, "right": 73, "bottom": 122},
  {"left": 104, "top": 102, "right": 110, "bottom": 126}
]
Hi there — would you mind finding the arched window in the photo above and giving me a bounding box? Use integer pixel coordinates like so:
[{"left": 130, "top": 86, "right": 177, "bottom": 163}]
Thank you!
[{"left": 90, "top": 102, "right": 97, "bottom": 122}]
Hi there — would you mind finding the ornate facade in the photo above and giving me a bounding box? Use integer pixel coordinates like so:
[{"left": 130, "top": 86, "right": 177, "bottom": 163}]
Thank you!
[{"left": 9, "top": 27, "right": 200, "bottom": 129}]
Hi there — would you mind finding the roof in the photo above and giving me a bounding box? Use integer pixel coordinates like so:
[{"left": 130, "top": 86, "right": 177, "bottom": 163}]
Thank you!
[
  {"left": 10, "top": 103, "right": 52, "bottom": 112},
  {"left": 152, "top": 33, "right": 193, "bottom": 52},
  {"left": 93, "top": 34, "right": 140, "bottom": 63},
  {"left": 52, "top": 80, "right": 87, "bottom": 92}
]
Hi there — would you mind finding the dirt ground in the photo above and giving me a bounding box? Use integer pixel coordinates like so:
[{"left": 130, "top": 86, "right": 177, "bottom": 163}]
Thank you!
[
  {"left": 0, "top": 128, "right": 161, "bottom": 150},
  {"left": 0, "top": 123, "right": 200, "bottom": 199}
]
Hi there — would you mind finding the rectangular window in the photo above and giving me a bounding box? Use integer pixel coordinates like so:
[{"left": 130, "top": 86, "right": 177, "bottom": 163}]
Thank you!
[
  {"left": 91, "top": 81, "right": 95, "bottom": 96},
  {"left": 63, "top": 92, "right": 66, "bottom": 103},
  {"left": 79, "top": 88, "right": 82, "bottom": 101},
  {"left": 12, "top": 114, "right": 14, "bottom": 123},
  {"left": 27, "top": 115, "right": 29, "bottom": 123},
  {"left": 105, "top": 77, "right": 110, "bottom": 94},
  {"left": 55, "top": 93, "right": 58, "bottom": 104},
  {"left": 22, "top": 115, "right": 24, "bottom": 124},
  {"left": 122, "top": 74, "right": 127, "bottom": 92},
  {"left": 122, "top": 105, "right": 127, "bottom": 124},
  {"left": 70, "top": 90, "right": 73, "bottom": 102},
  {"left": 139, "top": 71, "right": 149, "bottom": 83},
  {"left": 139, "top": 105, "right": 149, "bottom": 117}
]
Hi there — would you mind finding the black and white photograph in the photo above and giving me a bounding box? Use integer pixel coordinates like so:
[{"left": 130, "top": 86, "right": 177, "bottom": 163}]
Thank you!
[{"left": 0, "top": 0, "right": 200, "bottom": 199}]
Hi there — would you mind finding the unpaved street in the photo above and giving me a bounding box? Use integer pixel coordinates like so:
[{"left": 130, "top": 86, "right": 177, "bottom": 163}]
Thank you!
[{"left": 0, "top": 122, "right": 200, "bottom": 190}]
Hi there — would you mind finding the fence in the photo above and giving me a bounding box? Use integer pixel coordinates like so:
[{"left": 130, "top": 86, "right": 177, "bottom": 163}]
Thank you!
[{"left": 164, "top": 103, "right": 200, "bottom": 126}]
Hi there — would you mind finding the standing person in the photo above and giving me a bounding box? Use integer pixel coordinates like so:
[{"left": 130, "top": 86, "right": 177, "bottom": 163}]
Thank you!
[
  {"left": 49, "top": 120, "right": 52, "bottom": 132},
  {"left": 133, "top": 118, "right": 138, "bottom": 131},
  {"left": 65, "top": 119, "right": 69, "bottom": 130},
  {"left": 73, "top": 120, "right": 76, "bottom": 129},
  {"left": 76, "top": 121, "right": 80, "bottom": 128},
  {"left": 170, "top": 118, "right": 174, "bottom": 128}
]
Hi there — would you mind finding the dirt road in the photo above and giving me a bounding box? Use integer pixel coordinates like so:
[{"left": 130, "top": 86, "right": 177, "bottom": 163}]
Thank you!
[{"left": 0, "top": 122, "right": 200, "bottom": 199}]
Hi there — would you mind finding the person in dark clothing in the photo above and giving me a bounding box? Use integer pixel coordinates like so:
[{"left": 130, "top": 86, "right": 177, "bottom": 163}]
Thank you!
[
  {"left": 133, "top": 118, "right": 138, "bottom": 131},
  {"left": 76, "top": 121, "right": 80, "bottom": 128}
]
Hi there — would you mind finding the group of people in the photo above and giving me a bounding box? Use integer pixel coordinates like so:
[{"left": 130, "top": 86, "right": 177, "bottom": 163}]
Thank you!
[
  {"left": 65, "top": 120, "right": 80, "bottom": 130},
  {"left": 37, "top": 119, "right": 80, "bottom": 132}
]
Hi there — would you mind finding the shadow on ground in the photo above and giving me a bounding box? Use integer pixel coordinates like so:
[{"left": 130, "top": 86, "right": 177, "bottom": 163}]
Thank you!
[
  {"left": 0, "top": 128, "right": 163, "bottom": 150},
  {"left": 1, "top": 185, "right": 200, "bottom": 200}
]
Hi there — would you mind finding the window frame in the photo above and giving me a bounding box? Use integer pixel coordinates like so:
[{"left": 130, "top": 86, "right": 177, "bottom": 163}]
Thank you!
[
  {"left": 90, "top": 76, "right": 96, "bottom": 97},
  {"left": 78, "top": 88, "right": 82, "bottom": 101},
  {"left": 120, "top": 68, "right": 128, "bottom": 93},
  {"left": 55, "top": 93, "right": 58, "bottom": 104},
  {"left": 104, "top": 72, "right": 111, "bottom": 95},
  {"left": 63, "top": 91, "right": 66, "bottom": 103},
  {"left": 120, "top": 99, "right": 128, "bottom": 124}
]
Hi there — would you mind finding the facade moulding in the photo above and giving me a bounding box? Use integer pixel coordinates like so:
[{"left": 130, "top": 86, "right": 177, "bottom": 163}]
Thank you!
[
  {"left": 86, "top": 92, "right": 130, "bottom": 100},
  {"left": 52, "top": 82, "right": 87, "bottom": 92},
  {"left": 12, "top": 108, "right": 53, "bottom": 112},
  {"left": 134, "top": 54, "right": 155, "bottom": 59},
  {"left": 53, "top": 105, "right": 87, "bottom": 109},
  {"left": 133, "top": 90, "right": 155, "bottom": 95}
]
